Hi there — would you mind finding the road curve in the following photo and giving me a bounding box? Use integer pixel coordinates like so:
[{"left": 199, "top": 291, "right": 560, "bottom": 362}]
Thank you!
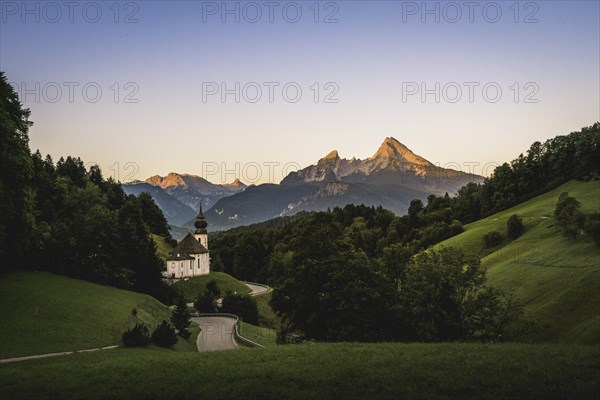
[
  {"left": 244, "top": 282, "right": 270, "bottom": 296},
  {"left": 193, "top": 316, "right": 239, "bottom": 352}
]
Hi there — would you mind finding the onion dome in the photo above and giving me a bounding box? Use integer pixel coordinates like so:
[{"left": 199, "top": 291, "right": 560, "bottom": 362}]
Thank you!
[{"left": 194, "top": 204, "right": 208, "bottom": 234}]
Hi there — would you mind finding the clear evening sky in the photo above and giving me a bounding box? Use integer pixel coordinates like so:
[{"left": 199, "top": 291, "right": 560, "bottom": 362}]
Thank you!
[{"left": 1, "top": 0, "right": 598, "bottom": 184}]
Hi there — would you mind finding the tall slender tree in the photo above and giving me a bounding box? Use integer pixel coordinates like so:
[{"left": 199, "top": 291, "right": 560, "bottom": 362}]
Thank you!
[{"left": 171, "top": 295, "right": 192, "bottom": 338}]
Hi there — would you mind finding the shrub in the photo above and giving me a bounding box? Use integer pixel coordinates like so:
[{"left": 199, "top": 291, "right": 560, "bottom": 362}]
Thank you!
[
  {"left": 122, "top": 323, "right": 151, "bottom": 347},
  {"left": 507, "top": 214, "right": 524, "bottom": 239},
  {"left": 206, "top": 279, "right": 221, "bottom": 299},
  {"left": 151, "top": 320, "right": 178, "bottom": 348},
  {"left": 483, "top": 231, "right": 503, "bottom": 248},
  {"left": 220, "top": 293, "right": 259, "bottom": 325},
  {"left": 449, "top": 219, "right": 464, "bottom": 236},
  {"left": 194, "top": 293, "right": 216, "bottom": 313}
]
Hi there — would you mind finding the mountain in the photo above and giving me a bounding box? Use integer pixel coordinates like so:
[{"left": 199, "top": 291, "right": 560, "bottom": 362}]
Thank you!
[
  {"left": 283, "top": 137, "right": 475, "bottom": 193},
  {"left": 201, "top": 138, "right": 483, "bottom": 231},
  {"left": 122, "top": 182, "right": 197, "bottom": 226},
  {"left": 123, "top": 173, "right": 247, "bottom": 226},
  {"left": 145, "top": 173, "right": 247, "bottom": 211}
]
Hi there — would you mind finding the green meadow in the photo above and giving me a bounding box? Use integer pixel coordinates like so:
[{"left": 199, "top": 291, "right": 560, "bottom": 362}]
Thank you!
[
  {"left": 0, "top": 271, "right": 172, "bottom": 359},
  {"left": 1, "top": 342, "right": 597, "bottom": 400}
]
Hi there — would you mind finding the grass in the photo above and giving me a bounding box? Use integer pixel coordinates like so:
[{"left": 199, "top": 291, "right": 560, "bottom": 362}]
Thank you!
[
  {"left": 435, "top": 180, "right": 600, "bottom": 344},
  {"left": 0, "top": 271, "right": 172, "bottom": 359},
  {"left": 173, "top": 271, "right": 251, "bottom": 302},
  {"left": 0, "top": 342, "right": 597, "bottom": 400},
  {"left": 171, "top": 323, "right": 201, "bottom": 353},
  {"left": 239, "top": 322, "right": 277, "bottom": 347},
  {"left": 254, "top": 291, "right": 282, "bottom": 330},
  {"left": 152, "top": 233, "right": 174, "bottom": 263}
]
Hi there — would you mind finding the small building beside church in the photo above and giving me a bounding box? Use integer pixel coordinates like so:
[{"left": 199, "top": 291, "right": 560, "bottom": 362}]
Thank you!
[{"left": 165, "top": 209, "right": 210, "bottom": 278}]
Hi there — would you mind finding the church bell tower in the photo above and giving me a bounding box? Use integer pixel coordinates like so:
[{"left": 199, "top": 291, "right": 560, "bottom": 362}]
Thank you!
[{"left": 194, "top": 204, "right": 208, "bottom": 249}]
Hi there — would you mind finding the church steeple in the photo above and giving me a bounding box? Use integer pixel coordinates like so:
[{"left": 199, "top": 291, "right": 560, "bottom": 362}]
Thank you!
[
  {"left": 194, "top": 204, "right": 207, "bottom": 234},
  {"left": 193, "top": 203, "right": 208, "bottom": 249}
]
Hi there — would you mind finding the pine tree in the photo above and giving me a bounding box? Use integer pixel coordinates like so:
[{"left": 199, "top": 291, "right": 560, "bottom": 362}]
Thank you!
[{"left": 171, "top": 295, "right": 191, "bottom": 338}]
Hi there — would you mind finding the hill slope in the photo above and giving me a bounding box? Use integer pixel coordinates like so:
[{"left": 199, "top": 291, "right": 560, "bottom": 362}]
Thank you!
[
  {"left": 0, "top": 272, "right": 172, "bottom": 358},
  {"left": 435, "top": 180, "right": 600, "bottom": 344},
  {"left": 173, "top": 271, "right": 251, "bottom": 302}
]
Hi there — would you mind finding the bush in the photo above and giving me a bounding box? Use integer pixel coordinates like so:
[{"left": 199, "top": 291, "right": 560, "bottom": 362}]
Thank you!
[
  {"left": 449, "top": 219, "right": 464, "bottom": 236},
  {"left": 194, "top": 293, "right": 216, "bottom": 313},
  {"left": 220, "top": 293, "right": 259, "bottom": 325},
  {"left": 507, "top": 214, "right": 524, "bottom": 239},
  {"left": 151, "top": 320, "right": 178, "bottom": 348},
  {"left": 483, "top": 231, "right": 503, "bottom": 248},
  {"left": 206, "top": 279, "right": 221, "bottom": 299},
  {"left": 122, "top": 323, "right": 151, "bottom": 347}
]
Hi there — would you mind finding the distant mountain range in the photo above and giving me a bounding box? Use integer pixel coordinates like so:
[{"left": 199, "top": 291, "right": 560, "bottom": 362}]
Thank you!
[
  {"left": 122, "top": 173, "right": 246, "bottom": 226},
  {"left": 124, "top": 138, "right": 483, "bottom": 230}
]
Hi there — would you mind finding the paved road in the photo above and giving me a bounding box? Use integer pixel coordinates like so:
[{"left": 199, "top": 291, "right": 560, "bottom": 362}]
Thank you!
[
  {"left": 244, "top": 282, "right": 270, "bottom": 296},
  {"left": 193, "top": 316, "right": 239, "bottom": 352},
  {"left": 0, "top": 345, "right": 119, "bottom": 364},
  {"left": 190, "top": 282, "right": 269, "bottom": 352},
  {"left": 185, "top": 281, "right": 270, "bottom": 308}
]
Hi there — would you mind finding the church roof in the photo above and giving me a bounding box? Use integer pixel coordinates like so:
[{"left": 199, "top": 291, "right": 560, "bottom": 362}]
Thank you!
[
  {"left": 166, "top": 252, "right": 194, "bottom": 261},
  {"left": 170, "top": 233, "right": 208, "bottom": 256}
]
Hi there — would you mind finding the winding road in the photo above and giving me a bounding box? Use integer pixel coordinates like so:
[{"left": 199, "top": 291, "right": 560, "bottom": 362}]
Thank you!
[
  {"left": 244, "top": 281, "right": 270, "bottom": 296},
  {"left": 193, "top": 316, "right": 239, "bottom": 352},
  {"left": 192, "top": 281, "right": 270, "bottom": 352}
]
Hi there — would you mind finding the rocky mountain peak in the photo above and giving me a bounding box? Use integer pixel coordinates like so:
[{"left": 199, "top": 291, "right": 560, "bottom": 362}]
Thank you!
[
  {"left": 146, "top": 173, "right": 188, "bottom": 189},
  {"left": 370, "top": 137, "right": 433, "bottom": 167},
  {"left": 226, "top": 178, "right": 245, "bottom": 187},
  {"left": 322, "top": 150, "right": 340, "bottom": 160}
]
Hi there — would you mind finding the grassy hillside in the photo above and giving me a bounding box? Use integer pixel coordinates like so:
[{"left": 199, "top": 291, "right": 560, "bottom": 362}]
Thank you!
[
  {"left": 255, "top": 291, "right": 282, "bottom": 330},
  {"left": 0, "top": 271, "right": 173, "bottom": 359},
  {"left": 173, "top": 272, "right": 251, "bottom": 302},
  {"left": 152, "top": 233, "right": 174, "bottom": 263},
  {"left": 1, "top": 342, "right": 597, "bottom": 400},
  {"left": 239, "top": 322, "right": 277, "bottom": 347},
  {"left": 435, "top": 180, "right": 600, "bottom": 344}
]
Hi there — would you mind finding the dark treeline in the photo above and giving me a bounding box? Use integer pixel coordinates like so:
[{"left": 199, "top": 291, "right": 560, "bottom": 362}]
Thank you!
[
  {"left": 0, "top": 72, "right": 174, "bottom": 303},
  {"left": 459, "top": 123, "right": 599, "bottom": 222}
]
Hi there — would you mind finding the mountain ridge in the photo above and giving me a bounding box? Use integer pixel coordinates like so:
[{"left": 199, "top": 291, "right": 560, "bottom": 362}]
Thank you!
[
  {"left": 125, "top": 137, "right": 484, "bottom": 231},
  {"left": 203, "top": 137, "right": 483, "bottom": 230},
  {"left": 123, "top": 173, "right": 247, "bottom": 225}
]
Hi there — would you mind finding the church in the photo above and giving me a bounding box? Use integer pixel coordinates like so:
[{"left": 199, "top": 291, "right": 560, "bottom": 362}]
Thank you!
[{"left": 165, "top": 208, "right": 210, "bottom": 278}]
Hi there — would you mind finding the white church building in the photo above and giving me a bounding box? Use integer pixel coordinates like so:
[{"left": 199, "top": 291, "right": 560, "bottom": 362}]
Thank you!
[{"left": 165, "top": 208, "right": 210, "bottom": 278}]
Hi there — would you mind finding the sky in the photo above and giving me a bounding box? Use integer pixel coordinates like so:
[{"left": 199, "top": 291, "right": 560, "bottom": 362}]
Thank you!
[{"left": 1, "top": 0, "right": 599, "bottom": 185}]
